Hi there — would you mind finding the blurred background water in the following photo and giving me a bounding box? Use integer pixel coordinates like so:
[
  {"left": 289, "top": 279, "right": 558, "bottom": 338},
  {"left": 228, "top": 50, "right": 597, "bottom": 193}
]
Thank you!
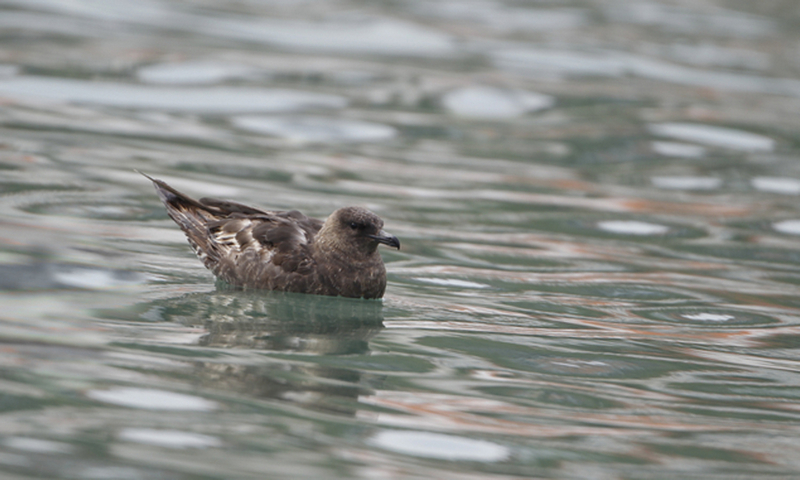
[{"left": 2, "top": 0, "right": 800, "bottom": 478}]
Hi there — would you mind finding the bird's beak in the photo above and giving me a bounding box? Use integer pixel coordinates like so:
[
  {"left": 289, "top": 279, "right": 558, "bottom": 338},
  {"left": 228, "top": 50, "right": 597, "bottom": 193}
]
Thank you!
[{"left": 368, "top": 230, "right": 400, "bottom": 250}]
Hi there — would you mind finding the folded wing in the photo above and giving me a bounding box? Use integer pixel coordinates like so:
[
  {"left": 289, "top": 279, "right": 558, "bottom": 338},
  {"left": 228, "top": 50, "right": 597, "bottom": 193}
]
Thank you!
[{"left": 146, "top": 174, "right": 323, "bottom": 289}]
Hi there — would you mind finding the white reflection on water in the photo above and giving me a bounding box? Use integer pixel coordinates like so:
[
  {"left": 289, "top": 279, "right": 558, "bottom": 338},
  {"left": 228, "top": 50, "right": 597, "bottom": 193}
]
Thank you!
[
  {"left": 206, "top": 18, "right": 456, "bottom": 57},
  {"left": 651, "top": 141, "right": 706, "bottom": 158},
  {"left": 0, "top": 11, "right": 117, "bottom": 38},
  {"left": 4, "top": 1, "right": 457, "bottom": 57},
  {"left": 596, "top": 220, "right": 670, "bottom": 235},
  {"left": 51, "top": 268, "right": 143, "bottom": 289},
  {"left": 494, "top": 48, "right": 800, "bottom": 97},
  {"left": 86, "top": 388, "right": 218, "bottom": 411},
  {"left": 606, "top": 2, "right": 775, "bottom": 38},
  {"left": 370, "top": 430, "right": 509, "bottom": 462},
  {"left": 651, "top": 176, "right": 721, "bottom": 190},
  {"left": 231, "top": 115, "right": 397, "bottom": 144},
  {"left": 772, "top": 220, "right": 800, "bottom": 235},
  {"left": 118, "top": 429, "right": 222, "bottom": 449},
  {"left": 0, "top": 64, "right": 19, "bottom": 77},
  {"left": 2, "top": 0, "right": 170, "bottom": 23},
  {"left": 420, "top": 2, "right": 587, "bottom": 32},
  {"left": 752, "top": 177, "right": 800, "bottom": 195},
  {"left": 494, "top": 49, "right": 627, "bottom": 77},
  {"left": 641, "top": 42, "right": 770, "bottom": 70},
  {"left": 0, "top": 77, "right": 347, "bottom": 113},
  {"left": 682, "top": 313, "right": 735, "bottom": 322},
  {"left": 442, "top": 86, "right": 554, "bottom": 119},
  {"left": 3, "top": 437, "right": 74, "bottom": 454},
  {"left": 73, "top": 466, "right": 145, "bottom": 480},
  {"left": 137, "top": 61, "right": 260, "bottom": 85},
  {"left": 413, "top": 277, "right": 490, "bottom": 289},
  {"left": 648, "top": 123, "right": 775, "bottom": 152}
]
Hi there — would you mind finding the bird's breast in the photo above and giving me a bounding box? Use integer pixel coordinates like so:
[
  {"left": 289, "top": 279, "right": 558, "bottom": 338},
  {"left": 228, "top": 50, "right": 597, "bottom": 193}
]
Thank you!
[{"left": 314, "top": 254, "right": 387, "bottom": 299}]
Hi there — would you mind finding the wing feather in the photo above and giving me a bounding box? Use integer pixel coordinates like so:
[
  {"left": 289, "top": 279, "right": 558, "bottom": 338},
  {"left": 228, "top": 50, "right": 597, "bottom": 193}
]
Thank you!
[{"left": 146, "top": 174, "right": 322, "bottom": 288}]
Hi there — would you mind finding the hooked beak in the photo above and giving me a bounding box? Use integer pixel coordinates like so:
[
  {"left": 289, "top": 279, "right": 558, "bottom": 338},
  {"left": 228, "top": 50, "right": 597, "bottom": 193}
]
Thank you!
[{"left": 368, "top": 230, "right": 400, "bottom": 250}]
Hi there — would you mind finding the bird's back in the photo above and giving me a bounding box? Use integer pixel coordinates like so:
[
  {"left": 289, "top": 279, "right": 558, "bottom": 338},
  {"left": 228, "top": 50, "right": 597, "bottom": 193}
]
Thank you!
[{"left": 146, "top": 175, "right": 326, "bottom": 292}]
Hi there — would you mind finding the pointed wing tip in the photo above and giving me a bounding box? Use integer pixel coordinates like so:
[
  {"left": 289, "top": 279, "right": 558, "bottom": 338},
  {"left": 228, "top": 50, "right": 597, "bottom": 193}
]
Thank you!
[
  {"left": 136, "top": 170, "right": 164, "bottom": 192},
  {"left": 135, "top": 169, "right": 155, "bottom": 182},
  {"left": 138, "top": 171, "right": 179, "bottom": 205}
]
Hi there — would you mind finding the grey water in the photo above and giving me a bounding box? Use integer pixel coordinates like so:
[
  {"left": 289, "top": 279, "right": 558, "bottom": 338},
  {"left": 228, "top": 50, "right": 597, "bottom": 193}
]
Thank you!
[{"left": 2, "top": 0, "right": 800, "bottom": 478}]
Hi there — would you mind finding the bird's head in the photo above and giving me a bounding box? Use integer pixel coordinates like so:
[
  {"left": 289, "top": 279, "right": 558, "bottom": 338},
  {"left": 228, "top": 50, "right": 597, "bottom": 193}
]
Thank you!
[{"left": 317, "top": 207, "right": 400, "bottom": 258}]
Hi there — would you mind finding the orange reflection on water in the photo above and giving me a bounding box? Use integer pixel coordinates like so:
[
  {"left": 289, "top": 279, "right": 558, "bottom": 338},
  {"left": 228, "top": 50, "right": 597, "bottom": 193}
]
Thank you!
[
  {"left": 358, "top": 391, "right": 740, "bottom": 438},
  {"left": 384, "top": 319, "right": 778, "bottom": 348}
]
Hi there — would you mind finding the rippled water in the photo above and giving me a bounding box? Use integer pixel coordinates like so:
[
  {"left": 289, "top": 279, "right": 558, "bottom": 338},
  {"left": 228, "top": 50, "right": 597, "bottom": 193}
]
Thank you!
[{"left": 2, "top": 0, "right": 800, "bottom": 478}]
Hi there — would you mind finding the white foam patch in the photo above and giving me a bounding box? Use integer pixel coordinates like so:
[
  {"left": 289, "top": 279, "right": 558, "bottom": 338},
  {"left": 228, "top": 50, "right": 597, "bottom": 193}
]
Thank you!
[
  {"left": 137, "top": 61, "right": 258, "bottom": 85},
  {"left": 370, "top": 430, "right": 509, "bottom": 462},
  {"left": 3, "top": 437, "right": 73, "bottom": 454},
  {"left": 86, "top": 387, "right": 218, "bottom": 411},
  {"left": 651, "top": 141, "right": 706, "bottom": 158},
  {"left": 752, "top": 177, "right": 800, "bottom": 195},
  {"left": 597, "top": 220, "right": 670, "bottom": 235},
  {"left": 651, "top": 176, "right": 721, "bottom": 190},
  {"left": 648, "top": 123, "right": 774, "bottom": 152},
  {"left": 0, "top": 76, "right": 347, "bottom": 113},
  {"left": 681, "top": 313, "right": 734, "bottom": 322},
  {"left": 118, "top": 428, "right": 222, "bottom": 449},
  {"left": 773, "top": 220, "right": 800, "bottom": 235},
  {"left": 442, "top": 86, "right": 554, "bottom": 118},
  {"left": 413, "top": 277, "right": 490, "bottom": 289},
  {"left": 232, "top": 115, "right": 396, "bottom": 143}
]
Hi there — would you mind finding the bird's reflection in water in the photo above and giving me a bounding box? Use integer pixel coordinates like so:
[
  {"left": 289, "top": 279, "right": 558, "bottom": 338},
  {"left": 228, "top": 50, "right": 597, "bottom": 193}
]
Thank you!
[{"left": 150, "top": 287, "right": 385, "bottom": 415}]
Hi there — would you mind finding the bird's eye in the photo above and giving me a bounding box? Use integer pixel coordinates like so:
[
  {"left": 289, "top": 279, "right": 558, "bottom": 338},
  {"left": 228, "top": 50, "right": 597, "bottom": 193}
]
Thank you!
[{"left": 350, "top": 222, "right": 358, "bottom": 230}]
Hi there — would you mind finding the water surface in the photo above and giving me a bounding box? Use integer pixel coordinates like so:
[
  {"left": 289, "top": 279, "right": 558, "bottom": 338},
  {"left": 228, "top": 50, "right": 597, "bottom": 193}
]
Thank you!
[{"left": 2, "top": 0, "right": 800, "bottom": 478}]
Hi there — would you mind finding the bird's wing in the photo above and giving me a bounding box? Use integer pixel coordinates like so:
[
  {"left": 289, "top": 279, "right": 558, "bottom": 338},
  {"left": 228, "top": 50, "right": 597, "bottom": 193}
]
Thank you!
[
  {"left": 207, "top": 211, "right": 321, "bottom": 283},
  {"left": 199, "top": 197, "right": 269, "bottom": 216},
  {"left": 146, "top": 173, "right": 323, "bottom": 287}
]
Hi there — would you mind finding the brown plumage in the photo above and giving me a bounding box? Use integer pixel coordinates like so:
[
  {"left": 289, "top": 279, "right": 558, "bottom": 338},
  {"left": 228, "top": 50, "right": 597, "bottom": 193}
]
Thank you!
[{"left": 143, "top": 173, "right": 399, "bottom": 299}]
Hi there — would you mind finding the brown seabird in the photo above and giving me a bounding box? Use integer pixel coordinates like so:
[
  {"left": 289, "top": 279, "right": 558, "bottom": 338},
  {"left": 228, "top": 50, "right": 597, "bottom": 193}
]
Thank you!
[{"left": 143, "top": 173, "right": 399, "bottom": 299}]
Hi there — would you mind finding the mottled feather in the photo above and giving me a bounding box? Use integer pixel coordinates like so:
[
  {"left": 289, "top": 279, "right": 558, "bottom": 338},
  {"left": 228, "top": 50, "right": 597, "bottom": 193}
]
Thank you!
[{"left": 143, "top": 173, "right": 398, "bottom": 299}]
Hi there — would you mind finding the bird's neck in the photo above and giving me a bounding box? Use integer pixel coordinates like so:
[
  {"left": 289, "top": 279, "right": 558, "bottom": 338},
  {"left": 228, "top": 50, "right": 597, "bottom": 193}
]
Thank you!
[
  {"left": 313, "top": 240, "right": 379, "bottom": 267},
  {"left": 313, "top": 228, "right": 379, "bottom": 265}
]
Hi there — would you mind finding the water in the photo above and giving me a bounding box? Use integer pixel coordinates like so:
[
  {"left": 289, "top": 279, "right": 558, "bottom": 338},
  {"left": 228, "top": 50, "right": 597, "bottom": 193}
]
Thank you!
[{"left": 2, "top": 0, "right": 800, "bottom": 478}]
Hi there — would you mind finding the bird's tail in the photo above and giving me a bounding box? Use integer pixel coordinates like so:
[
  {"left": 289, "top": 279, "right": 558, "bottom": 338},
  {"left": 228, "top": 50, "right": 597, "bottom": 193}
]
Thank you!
[{"left": 140, "top": 171, "right": 220, "bottom": 267}]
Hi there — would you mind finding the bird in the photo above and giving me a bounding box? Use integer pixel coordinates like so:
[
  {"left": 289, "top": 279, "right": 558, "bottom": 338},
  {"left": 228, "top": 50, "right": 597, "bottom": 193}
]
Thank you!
[{"left": 142, "top": 173, "right": 400, "bottom": 299}]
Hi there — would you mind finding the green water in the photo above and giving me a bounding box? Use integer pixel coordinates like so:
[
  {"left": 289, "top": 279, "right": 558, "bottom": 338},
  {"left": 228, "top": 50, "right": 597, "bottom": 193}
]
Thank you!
[{"left": 2, "top": 0, "right": 800, "bottom": 478}]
